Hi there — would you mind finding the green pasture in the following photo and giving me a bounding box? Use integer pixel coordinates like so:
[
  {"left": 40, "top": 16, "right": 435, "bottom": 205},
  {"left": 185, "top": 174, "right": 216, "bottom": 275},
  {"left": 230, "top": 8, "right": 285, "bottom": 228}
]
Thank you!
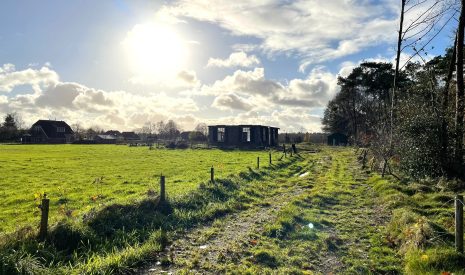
[{"left": 0, "top": 145, "right": 276, "bottom": 233}]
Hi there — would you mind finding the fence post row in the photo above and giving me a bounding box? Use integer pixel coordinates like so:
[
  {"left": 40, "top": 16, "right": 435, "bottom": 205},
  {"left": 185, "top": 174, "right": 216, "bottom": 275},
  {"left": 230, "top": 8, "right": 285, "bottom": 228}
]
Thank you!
[
  {"left": 39, "top": 193, "right": 49, "bottom": 241},
  {"left": 456, "top": 194, "right": 464, "bottom": 254},
  {"left": 160, "top": 175, "right": 166, "bottom": 203},
  {"left": 211, "top": 166, "right": 215, "bottom": 183}
]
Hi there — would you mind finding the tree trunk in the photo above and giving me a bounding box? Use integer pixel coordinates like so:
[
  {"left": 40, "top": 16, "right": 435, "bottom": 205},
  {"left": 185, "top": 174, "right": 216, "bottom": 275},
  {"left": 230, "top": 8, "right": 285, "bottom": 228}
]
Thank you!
[
  {"left": 441, "top": 34, "right": 457, "bottom": 176},
  {"left": 352, "top": 88, "right": 358, "bottom": 145},
  {"left": 455, "top": 0, "right": 465, "bottom": 176},
  {"left": 384, "top": 0, "right": 406, "bottom": 178}
]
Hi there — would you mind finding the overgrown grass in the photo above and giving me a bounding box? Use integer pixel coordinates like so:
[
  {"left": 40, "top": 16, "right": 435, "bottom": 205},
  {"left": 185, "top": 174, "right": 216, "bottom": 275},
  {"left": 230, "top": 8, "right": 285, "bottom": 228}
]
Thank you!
[
  {"left": 0, "top": 145, "right": 277, "bottom": 233},
  {"left": 0, "top": 145, "right": 301, "bottom": 274},
  {"left": 369, "top": 173, "right": 465, "bottom": 274},
  {"left": 200, "top": 147, "right": 403, "bottom": 274}
]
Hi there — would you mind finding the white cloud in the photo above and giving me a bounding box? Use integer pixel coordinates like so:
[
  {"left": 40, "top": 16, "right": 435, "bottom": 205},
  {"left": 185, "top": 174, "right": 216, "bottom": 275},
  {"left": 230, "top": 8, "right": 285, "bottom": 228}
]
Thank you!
[
  {"left": 207, "top": 51, "right": 260, "bottom": 68},
  {"left": 160, "top": 0, "right": 400, "bottom": 71},
  {"left": 338, "top": 61, "right": 357, "bottom": 78},
  {"left": 0, "top": 95, "right": 7, "bottom": 105},
  {"left": 0, "top": 64, "right": 200, "bottom": 131},
  {"left": 177, "top": 70, "right": 200, "bottom": 87},
  {"left": 0, "top": 64, "right": 15, "bottom": 74},
  {"left": 203, "top": 66, "right": 338, "bottom": 110},
  {"left": 212, "top": 92, "right": 255, "bottom": 111},
  {"left": 0, "top": 65, "right": 58, "bottom": 93},
  {"left": 202, "top": 68, "right": 283, "bottom": 97}
]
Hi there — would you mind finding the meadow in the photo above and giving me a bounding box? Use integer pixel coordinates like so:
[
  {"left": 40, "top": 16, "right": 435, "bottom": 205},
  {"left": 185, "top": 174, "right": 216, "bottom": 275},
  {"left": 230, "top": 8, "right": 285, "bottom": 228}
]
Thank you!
[
  {"left": 1, "top": 145, "right": 464, "bottom": 274},
  {"left": 0, "top": 144, "right": 276, "bottom": 233}
]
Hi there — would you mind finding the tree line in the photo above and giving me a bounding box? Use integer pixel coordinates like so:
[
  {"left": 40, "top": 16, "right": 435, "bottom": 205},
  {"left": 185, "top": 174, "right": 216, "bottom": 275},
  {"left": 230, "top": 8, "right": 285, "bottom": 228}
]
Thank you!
[
  {"left": 323, "top": 0, "right": 465, "bottom": 180},
  {"left": 322, "top": 49, "right": 464, "bottom": 179},
  {"left": 0, "top": 115, "right": 209, "bottom": 143}
]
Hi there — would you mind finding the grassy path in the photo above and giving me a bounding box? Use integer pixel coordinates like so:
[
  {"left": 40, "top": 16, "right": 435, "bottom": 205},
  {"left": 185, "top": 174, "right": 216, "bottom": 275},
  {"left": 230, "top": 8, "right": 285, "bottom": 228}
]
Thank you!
[
  {"left": 143, "top": 147, "right": 401, "bottom": 274},
  {"left": 144, "top": 156, "right": 315, "bottom": 274}
]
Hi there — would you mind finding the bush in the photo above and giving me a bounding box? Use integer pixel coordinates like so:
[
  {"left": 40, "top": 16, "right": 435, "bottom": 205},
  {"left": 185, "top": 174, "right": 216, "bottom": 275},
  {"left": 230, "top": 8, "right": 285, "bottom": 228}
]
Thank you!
[{"left": 396, "top": 94, "right": 443, "bottom": 178}]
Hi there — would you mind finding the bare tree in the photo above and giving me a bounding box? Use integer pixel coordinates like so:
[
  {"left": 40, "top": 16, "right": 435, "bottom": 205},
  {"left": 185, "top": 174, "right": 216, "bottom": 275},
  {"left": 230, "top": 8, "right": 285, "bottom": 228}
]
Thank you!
[
  {"left": 194, "top": 123, "right": 208, "bottom": 137},
  {"left": 71, "top": 123, "right": 84, "bottom": 140}
]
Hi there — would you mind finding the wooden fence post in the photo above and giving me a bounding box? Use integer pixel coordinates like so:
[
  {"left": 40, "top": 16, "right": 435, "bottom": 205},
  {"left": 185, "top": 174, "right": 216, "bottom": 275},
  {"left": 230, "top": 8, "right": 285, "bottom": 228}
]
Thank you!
[
  {"left": 39, "top": 194, "right": 49, "bottom": 241},
  {"left": 211, "top": 166, "right": 214, "bottom": 183},
  {"left": 362, "top": 150, "right": 367, "bottom": 169},
  {"left": 160, "top": 175, "right": 166, "bottom": 203},
  {"left": 283, "top": 144, "right": 286, "bottom": 158},
  {"left": 269, "top": 152, "right": 272, "bottom": 165},
  {"left": 456, "top": 194, "right": 464, "bottom": 253},
  {"left": 257, "top": 157, "right": 260, "bottom": 169}
]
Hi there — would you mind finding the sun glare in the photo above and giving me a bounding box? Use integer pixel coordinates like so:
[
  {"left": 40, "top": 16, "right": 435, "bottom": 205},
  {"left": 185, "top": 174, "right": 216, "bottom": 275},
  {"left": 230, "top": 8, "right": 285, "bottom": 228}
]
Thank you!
[{"left": 123, "top": 23, "right": 187, "bottom": 81}]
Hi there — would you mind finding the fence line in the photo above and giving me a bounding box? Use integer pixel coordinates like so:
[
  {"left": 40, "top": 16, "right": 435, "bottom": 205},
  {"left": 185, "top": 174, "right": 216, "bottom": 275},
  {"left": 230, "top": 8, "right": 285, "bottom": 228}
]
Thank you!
[{"left": 36, "top": 148, "right": 294, "bottom": 239}]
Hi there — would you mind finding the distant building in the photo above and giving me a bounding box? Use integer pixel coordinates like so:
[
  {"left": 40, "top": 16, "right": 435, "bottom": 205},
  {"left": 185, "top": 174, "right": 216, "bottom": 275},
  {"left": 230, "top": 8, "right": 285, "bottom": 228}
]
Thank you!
[
  {"left": 23, "top": 120, "right": 74, "bottom": 144},
  {"left": 104, "top": 130, "right": 122, "bottom": 137},
  {"left": 122, "top": 131, "right": 140, "bottom": 141},
  {"left": 208, "top": 125, "right": 279, "bottom": 148},
  {"left": 94, "top": 134, "right": 117, "bottom": 144},
  {"left": 327, "top": 133, "right": 348, "bottom": 146}
]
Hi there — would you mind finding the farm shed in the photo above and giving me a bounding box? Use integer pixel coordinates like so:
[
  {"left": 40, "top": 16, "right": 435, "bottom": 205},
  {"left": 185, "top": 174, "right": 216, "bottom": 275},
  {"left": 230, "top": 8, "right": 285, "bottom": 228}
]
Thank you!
[
  {"left": 94, "top": 135, "right": 117, "bottom": 144},
  {"left": 208, "top": 125, "right": 279, "bottom": 148},
  {"left": 327, "top": 133, "right": 348, "bottom": 146},
  {"left": 25, "top": 120, "right": 74, "bottom": 144}
]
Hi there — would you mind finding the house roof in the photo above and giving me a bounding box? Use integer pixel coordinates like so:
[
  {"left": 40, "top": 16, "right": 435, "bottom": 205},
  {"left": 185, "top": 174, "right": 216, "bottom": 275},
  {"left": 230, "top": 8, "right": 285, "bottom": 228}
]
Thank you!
[
  {"left": 96, "top": 135, "right": 117, "bottom": 140},
  {"left": 31, "top": 120, "right": 73, "bottom": 138},
  {"left": 104, "top": 130, "right": 122, "bottom": 136}
]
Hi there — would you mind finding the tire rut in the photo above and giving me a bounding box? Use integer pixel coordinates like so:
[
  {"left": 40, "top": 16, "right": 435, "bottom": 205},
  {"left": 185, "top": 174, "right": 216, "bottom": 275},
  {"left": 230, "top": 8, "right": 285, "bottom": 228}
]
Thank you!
[{"left": 142, "top": 175, "right": 311, "bottom": 274}]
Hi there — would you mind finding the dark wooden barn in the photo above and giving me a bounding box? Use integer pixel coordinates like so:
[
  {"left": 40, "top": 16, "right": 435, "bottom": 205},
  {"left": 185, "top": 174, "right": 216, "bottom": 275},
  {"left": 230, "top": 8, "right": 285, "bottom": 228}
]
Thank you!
[
  {"left": 208, "top": 125, "right": 279, "bottom": 148},
  {"left": 327, "top": 133, "right": 348, "bottom": 146},
  {"left": 23, "top": 120, "right": 74, "bottom": 144}
]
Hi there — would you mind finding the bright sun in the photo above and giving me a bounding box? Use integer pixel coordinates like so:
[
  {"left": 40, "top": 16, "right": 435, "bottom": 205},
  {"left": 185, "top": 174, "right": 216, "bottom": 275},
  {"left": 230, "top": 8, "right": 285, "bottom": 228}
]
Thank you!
[{"left": 123, "top": 23, "right": 187, "bottom": 81}]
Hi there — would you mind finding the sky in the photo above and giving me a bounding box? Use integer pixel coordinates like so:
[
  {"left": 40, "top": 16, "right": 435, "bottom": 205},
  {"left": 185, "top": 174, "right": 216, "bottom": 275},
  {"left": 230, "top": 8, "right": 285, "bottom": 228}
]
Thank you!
[{"left": 0, "top": 0, "right": 458, "bottom": 132}]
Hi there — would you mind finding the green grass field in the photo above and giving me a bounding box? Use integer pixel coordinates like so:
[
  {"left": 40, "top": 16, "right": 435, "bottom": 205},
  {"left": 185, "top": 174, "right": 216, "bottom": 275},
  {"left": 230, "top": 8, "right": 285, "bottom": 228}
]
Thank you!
[
  {"left": 0, "top": 145, "right": 276, "bottom": 233},
  {"left": 1, "top": 145, "right": 463, "bottom": 274}
]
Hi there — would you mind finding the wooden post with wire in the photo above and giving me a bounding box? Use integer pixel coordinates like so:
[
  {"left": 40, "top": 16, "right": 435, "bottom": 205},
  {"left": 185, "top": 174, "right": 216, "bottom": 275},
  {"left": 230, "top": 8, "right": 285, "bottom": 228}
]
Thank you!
[
  {"left": 211, "top": 166, "right": 214, "bottom": 183},
  {"left": 38, "top": 193, "right": 49, "bottom": 241},
  {"left": 456, "top": 194, "right": 463, "bottom": 253},
  {"left": 160, "top": 175, "right": 166, "bottom": 203}
]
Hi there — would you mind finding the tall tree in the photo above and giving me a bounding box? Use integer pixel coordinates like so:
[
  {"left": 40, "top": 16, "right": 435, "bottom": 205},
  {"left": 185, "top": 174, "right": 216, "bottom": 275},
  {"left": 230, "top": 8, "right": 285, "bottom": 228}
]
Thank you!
[
  {"left": 3, "top": 114, "right": 17, "bottom": 129},
  {"left": 440, "top": 37, "right": 457, "bottom": 175},
  {"left": 455, "top": 0, "right": 465, "bottom": 173}
]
